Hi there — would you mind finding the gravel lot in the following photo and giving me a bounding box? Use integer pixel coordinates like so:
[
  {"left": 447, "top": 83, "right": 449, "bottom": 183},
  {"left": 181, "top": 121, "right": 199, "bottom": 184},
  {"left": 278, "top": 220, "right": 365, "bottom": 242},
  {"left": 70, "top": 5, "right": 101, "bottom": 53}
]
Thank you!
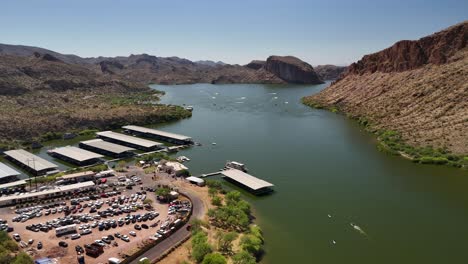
[{"left": 1, "top": 167, "right": 173, "bottom": 264}]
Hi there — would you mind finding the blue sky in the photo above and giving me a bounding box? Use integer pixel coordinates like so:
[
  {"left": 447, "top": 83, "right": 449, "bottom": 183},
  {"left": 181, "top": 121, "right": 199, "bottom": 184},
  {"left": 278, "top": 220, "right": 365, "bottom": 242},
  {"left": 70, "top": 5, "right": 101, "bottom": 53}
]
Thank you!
[{"left": 1, "top": 0, "right": 466, "bottom": 65}]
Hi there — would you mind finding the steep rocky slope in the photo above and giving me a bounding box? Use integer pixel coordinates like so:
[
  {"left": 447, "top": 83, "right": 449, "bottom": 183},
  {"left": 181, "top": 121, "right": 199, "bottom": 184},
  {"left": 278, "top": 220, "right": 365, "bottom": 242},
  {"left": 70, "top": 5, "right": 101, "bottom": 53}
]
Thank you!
[
  {"left": 303, "top": 22, "right": 468, "bottom": 158},
  {"left": 314, "top": 65, "right": 347, "bottom": 80},
  {"left": 264, "top": 56, "right": 323, "bottom": 84}
]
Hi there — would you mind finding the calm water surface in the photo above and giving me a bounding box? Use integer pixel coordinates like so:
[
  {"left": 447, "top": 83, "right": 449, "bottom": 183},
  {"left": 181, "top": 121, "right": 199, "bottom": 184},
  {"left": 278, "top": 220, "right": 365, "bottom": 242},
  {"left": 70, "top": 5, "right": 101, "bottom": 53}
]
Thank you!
[{"left": 152, "top": 83, "right": 468, "bottom": 264}]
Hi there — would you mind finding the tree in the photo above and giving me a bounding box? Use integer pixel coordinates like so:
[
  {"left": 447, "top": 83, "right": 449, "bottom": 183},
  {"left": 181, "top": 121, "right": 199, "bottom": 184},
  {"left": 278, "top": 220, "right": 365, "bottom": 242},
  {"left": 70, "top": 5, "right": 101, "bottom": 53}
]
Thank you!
[
  {"left": 201, "top": 253, "right": 227, "bottom": 264},
  {"left": 240, "top": 234, "right": 262, "bottom": 256},
  {"left": 192, "top": 242, "right": 212, "bottom": 263},
  {"left": 232, "top": 251, "right": 256, "bottom": 264},
  {"left": 217, "top": 231, "right": 237, "bottom": 254},
  {"left": 155, "top": 187, "right": 171, "bottom": 200},
  {"left": 12, "top": 252, "right": 34, "bottom": 264}
]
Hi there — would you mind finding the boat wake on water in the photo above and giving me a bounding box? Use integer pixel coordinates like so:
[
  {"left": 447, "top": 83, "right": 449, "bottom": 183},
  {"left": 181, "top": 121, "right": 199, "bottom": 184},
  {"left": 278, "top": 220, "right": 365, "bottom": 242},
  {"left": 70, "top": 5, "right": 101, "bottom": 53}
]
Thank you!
[{"left": 350, "top": 222, "right": 368, "bottom": 238}]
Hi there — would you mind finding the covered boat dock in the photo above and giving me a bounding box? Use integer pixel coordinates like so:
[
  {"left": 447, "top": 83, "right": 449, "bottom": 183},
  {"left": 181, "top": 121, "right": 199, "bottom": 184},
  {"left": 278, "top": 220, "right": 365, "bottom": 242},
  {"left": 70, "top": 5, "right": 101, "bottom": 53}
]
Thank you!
[
  {"left": 4, "top": 149, "right": 59, "bottom": 175},
  {"left": 79, "top": 139, "right": 135, "bottom": 158},
  {"left": 0, "top": 162, "right": 21, "bottom": 183},
  {"left": 49, "top": 146, "right": 104, "bottom": 166},
  {"left": 221, "top": 169, "right": 274, "bottom": 195},
  {"left": 96, "top": 131, "right": 164, "bottom": 151},
  {"left": 123, "top": 125, "right": 193, "bottom": 145}
]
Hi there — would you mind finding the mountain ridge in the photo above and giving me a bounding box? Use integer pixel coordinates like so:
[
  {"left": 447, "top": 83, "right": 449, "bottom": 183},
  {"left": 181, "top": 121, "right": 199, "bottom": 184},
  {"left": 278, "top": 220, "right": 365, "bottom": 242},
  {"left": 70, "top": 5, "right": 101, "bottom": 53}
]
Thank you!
[{"left": 303, "top": 21, "right": 468, "bottom": 157}]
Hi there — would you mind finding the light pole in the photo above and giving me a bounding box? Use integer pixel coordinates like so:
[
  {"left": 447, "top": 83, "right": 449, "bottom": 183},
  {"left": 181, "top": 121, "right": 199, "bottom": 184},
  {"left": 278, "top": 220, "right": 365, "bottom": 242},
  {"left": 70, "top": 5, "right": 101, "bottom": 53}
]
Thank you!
[{"left": 26, "top": 158, "right": 37, "bottom": 192}]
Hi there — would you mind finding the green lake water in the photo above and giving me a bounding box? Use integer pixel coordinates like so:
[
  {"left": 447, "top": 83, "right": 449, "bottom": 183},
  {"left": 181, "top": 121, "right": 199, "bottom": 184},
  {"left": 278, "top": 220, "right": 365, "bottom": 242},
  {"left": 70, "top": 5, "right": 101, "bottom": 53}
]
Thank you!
[
  {"left": 4, "top": 82, "right": 467, "bottom": 263},
  {"left": 151, "top": 83, "right": 468, "bottom": 264}
]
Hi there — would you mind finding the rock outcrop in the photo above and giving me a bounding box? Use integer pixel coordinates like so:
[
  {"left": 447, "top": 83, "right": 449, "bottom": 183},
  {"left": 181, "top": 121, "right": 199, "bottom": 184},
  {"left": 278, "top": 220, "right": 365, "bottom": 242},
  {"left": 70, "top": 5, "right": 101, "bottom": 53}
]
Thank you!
[
  {"left": 264, "top": 56, "right": 323, "bottom": 84},
  {"left": 245, "top": 60, "right": 265, "bottom": 70},
  {"left": 304, "top": 21, "right": 468, "bottom": 155},
  {"left": 314, "top": 65, "right": 348, "bottom": 80},
  {"left": 347, "top": 22, "right": 467, "bottom": 75}
]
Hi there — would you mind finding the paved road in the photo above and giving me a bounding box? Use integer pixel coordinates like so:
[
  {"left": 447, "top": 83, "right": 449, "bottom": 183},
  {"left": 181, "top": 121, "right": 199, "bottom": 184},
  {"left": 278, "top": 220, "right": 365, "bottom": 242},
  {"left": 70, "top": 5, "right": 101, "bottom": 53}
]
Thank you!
[{"left": 129, "top": 188, "right": 205, "bottom": 263}]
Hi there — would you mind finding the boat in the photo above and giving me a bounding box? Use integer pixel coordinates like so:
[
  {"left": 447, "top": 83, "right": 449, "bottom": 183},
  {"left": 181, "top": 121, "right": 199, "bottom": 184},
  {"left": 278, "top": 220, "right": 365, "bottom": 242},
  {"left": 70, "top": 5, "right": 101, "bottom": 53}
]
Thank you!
[
  {"left": 224, "top": 161, "right": 248, "bottom": 172},
  {"left": 184, "top": 106, "right": 194, "bottom": 111},
  {"left": 176, "top": 156, "right": 190, "bottom": 162}
]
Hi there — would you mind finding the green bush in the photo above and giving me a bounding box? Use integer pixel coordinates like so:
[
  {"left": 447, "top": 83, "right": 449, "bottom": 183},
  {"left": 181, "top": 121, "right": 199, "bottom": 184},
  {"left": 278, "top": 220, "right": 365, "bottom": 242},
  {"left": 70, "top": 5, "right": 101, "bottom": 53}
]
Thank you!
[{"left": 202, "top": 252, "right": 227, "bottom": 264}]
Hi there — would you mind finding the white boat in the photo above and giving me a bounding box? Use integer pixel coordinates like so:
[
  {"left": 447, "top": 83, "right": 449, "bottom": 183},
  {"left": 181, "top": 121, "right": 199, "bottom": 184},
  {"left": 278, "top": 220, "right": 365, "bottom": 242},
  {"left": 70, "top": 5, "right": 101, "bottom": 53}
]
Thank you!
[{"left": 225, "top": 161, "right": 248, "bottom": 172}]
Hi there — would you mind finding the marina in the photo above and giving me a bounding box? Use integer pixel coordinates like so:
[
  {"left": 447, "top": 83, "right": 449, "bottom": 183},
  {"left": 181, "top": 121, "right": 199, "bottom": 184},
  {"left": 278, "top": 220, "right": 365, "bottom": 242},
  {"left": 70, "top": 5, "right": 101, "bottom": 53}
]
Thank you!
[
  {"left": 48, "top": 146, "right": 104, "bottom": 166},
  {"left": 123, "top": 125, "right": 193, "bottom": 145},
  {"left": 4, "top": 149, "right": 59, "bottom": 176},
  {"left": 96, "top": 131, "right": 164, "bottom": 151},
  {"left": 221, "top": 169, "right": 274, "bottom": 195},
  {"left": 0, "top": 161, "right": 21, "bottom": 183},
  {"left": 79, "top": 139, "right": 135, "bottom": 158}
]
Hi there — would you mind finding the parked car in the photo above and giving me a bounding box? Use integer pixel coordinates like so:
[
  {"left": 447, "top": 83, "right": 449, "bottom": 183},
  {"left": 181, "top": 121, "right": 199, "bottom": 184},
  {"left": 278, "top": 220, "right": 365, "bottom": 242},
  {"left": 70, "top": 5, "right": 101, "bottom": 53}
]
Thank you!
[
  {"left": 75, "top": 245, "right": 84, "bottom": 253},
  {"left": 59, "top": 241, "right": 68, "bottom": 247},
  {"left": 71, "top": 234, "right": 81, "bottom": 240},
  {"left": 37, "top": 242, "right": 43, "bottom": 250},
  {"left": 129, "top": 231, "right": 136, "bottom": 237}
]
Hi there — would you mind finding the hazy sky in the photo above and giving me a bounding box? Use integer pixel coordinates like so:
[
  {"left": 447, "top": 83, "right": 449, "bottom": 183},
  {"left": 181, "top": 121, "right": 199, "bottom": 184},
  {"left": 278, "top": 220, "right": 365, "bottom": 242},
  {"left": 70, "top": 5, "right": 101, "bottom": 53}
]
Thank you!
[{"left": 1, "top": 0, "right": 466, "bottom": 65}]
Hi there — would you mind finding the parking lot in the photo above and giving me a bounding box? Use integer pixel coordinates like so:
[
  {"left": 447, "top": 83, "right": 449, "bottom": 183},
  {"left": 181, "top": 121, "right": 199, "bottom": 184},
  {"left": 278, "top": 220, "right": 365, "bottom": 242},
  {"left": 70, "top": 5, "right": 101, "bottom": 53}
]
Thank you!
[{"left": 0, "top": 169, "right": 192, "bottom": 264}]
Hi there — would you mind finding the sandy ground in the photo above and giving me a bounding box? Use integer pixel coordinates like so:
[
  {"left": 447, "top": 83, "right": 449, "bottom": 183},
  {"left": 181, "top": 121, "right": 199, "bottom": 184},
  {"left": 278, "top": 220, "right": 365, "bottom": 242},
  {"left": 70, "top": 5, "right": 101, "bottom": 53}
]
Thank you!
[
  {"left": 2, "top": 164, "right": 212, "bottom": 264},
  {"left": 2, "top": 166, "right": 171, "bottom": 264}
]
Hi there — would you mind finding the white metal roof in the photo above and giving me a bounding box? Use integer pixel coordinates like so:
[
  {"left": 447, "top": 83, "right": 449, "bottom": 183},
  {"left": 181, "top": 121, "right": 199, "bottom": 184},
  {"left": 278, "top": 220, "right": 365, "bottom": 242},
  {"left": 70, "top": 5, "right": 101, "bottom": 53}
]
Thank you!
[
  {"left": 80, "top": 139, "right": 135, "bottom": 154},
  {"left": 0, "top": 180, "right": 27, "bottom": 189},
  {"left": 0, "top": 162, "right": 20, "bottom": 179},
  {"left": 4, "top": 149, "right": 58, "bottom": 171},
  {"left": 165, "top": 161, "right": 188, "bottom": 171},
  {"left": 186, "top": 176, "right": 204, "bottom": 184},
  {"left": 50, "top": 146, "right": 103, "bottom": 162},
  {"left": 123, "top": 125, "right": 192, "bottom": 141},
  {"left": 0, "top": 181, "right": 95, "bottom": 203},
  {"left": 97, "top": 131, "right": 163, "bottom": 148},
  {"left": 221, "top": 169, "right": 274, "bottom": 190}
]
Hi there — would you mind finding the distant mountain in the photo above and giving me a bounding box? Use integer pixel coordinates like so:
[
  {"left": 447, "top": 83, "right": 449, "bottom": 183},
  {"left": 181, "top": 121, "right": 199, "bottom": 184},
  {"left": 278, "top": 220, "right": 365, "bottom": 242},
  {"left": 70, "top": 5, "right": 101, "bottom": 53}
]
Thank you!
[
  {"left": 314, "top": 65, "right": 347, "bottom": 80},
  {"left": 195, "top": 60, "right": 226, "bottom": 67},
  {"left": 0, "top": 44, "right": 324, "bottom": 85},
  {"left": 303, "top": 21, "right": 468, "bottom": 156}
]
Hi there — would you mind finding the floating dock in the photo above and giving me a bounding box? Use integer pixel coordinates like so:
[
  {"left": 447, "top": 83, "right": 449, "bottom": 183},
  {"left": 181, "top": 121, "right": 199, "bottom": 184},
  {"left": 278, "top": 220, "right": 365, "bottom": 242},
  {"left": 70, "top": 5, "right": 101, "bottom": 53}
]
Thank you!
[
  {"left": 122, "top": 125, "right": 193, "bottom": 145},
  {"left": 79, "top": 139, "right": 135, "bottom": 158},
  {"left": 4, "top": 149, "right": 59, "bottom": 175},
  {"left": 221, "top": 169, "right": 274, "bottom": 195},
  {"left": 49, "top": 146, "right": 104, "bottom": 166},
  {"left": 96, "top": 131, "right": 164, "bottom": 151}
]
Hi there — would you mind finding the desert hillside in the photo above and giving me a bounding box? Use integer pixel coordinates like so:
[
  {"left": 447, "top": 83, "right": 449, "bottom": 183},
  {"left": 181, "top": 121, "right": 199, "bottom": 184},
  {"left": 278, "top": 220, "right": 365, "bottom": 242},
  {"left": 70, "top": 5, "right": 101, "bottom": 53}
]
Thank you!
[{"left": 303, "top": 22, "right": 467, "bottom": 157}]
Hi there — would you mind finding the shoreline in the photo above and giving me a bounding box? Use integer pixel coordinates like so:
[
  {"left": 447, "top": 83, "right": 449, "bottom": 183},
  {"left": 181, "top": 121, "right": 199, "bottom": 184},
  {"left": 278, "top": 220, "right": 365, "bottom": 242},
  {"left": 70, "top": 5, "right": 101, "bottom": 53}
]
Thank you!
[{"left": 301, "top": 98, "right": 468, "bottom": 169}]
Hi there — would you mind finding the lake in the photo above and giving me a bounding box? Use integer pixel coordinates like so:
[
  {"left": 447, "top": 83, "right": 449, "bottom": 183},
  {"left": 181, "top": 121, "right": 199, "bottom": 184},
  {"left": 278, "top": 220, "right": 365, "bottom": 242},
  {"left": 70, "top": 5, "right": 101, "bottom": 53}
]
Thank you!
[
  {"left": 4, "top": 82, "right": 467, "bottom": 263},
  {"left": 151, "top": 83, "right": 468, "bottom": 264}
]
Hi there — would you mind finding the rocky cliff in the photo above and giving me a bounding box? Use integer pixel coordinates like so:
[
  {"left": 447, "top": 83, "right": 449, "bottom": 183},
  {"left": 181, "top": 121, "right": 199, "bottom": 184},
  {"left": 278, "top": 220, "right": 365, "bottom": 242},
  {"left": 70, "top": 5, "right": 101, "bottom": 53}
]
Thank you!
[
  {"left": 314, "top": 65, "right": 348, "bottom": 80},
  {"left": 264, "top": 56, "right": 323, "bottom": 84},
  {"left": 303, "top": 21, "right": 468, "bottom": 157}
]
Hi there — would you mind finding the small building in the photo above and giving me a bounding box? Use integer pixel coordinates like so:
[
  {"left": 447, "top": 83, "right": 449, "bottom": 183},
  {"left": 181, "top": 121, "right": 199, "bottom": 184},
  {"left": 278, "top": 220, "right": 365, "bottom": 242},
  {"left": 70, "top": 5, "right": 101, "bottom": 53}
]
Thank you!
[
  {"left": 221, "top": 169, "right": 274, "bottom": 195},
  {"left": 162, "top": 161, "right": 189, "bottom": 176},
  {"left": 4, "top": 149, "right": 59, "bottom": 175},
  {"left": 58, "top": 171, "right": 95, "bottom": 183},
  {"left": 96, "top": 131, "right": 164, "bottom": 151},
  {"left": 186, "top": 176, "right": 205, "bottom": 186},
  {"left": 79, "top": 139, "right": 135, "bottom": 158},
  {"left": 48, "top": 146, "right": 103, "bottom": 166},
  {"left": 0, "top": 181, "right": 95, "bottom": 206},
  {"left": 0, "top": 162, "right": 21, "bottom": 183},
  {"left": 122, "top": 125, "right": 193, "bottom": 145}
]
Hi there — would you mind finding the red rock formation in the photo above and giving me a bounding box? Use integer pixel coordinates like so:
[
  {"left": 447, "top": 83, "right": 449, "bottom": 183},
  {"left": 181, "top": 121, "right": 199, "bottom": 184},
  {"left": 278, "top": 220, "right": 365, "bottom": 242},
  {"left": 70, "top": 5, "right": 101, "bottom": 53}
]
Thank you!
[
  {"left": 264, "top": 56, "right": 323, "bottom": 84},
  {"left": 347, "top": 22, "right": 467, "bottom": 75}
]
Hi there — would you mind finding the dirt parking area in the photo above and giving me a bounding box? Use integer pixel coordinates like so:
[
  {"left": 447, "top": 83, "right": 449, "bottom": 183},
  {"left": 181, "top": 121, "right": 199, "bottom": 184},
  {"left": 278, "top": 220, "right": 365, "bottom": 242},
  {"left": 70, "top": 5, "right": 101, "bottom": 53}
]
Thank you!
[{"left": 1, "top": 171, "right": 171, "bottom": 264}]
